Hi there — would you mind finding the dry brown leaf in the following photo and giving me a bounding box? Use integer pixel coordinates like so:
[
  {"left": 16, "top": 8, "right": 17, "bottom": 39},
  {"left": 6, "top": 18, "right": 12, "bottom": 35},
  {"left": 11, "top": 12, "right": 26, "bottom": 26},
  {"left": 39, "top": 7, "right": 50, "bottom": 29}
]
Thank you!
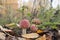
[
  {"left": 36, "top": 34, "right": 46, "bottom": 40},
  {"left": 22, "top": 33, "right": 39, "bottom": 38}
]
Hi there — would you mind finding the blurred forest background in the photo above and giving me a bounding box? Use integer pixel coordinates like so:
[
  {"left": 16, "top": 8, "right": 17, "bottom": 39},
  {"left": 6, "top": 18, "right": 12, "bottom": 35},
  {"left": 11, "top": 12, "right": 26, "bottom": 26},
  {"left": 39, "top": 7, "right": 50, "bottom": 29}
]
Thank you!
[{"left": 0, "top": 0, "right": 60, "bottom": 29}]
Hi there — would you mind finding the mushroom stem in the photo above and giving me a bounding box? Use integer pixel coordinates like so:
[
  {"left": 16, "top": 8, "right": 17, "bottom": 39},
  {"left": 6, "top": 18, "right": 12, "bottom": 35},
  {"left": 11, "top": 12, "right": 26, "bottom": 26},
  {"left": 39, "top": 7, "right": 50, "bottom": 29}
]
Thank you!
[{"left": 22, "top": 29, "right": 26, "bottom": 34}]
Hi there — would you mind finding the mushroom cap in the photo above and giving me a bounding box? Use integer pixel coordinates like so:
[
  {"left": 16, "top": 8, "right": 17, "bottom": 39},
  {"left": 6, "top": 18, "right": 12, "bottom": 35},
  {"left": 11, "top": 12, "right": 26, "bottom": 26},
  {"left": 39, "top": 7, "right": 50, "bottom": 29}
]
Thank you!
[
  {"left": 30, "top": 24, "right": 38, "bottom": 32},
  {"left": 22, "top": 33, "right": 39, "bottom": 38},
  {"left": 19, "top": 19, "right": 30, "bottom": 29},
  {"left": 32, "top": 18, "right": 41, "bottom": 25}
]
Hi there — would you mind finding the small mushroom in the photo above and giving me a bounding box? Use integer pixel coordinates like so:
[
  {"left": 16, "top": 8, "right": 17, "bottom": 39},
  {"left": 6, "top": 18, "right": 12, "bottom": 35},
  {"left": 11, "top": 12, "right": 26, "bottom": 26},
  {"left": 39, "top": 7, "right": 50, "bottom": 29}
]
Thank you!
[
  {"left": 19, "top": 19, "right": 30, "bottom": 34},
  {"left": 30, "top": 24, "right": 38, "bottom": 32}
]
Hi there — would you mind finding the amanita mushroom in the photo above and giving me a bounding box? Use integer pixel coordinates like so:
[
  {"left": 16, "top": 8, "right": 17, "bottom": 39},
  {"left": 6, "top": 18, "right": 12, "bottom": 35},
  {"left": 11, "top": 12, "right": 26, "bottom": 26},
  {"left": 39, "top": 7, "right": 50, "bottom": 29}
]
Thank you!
[
  {"left": 32, "top": 18, "right": 41, "bottom": 25},
  {"left": 30, "top": 24, "right": 38, "bottom": 32},
  {"left": 19, "top": 19, "right": 30, "bottom": 34}
]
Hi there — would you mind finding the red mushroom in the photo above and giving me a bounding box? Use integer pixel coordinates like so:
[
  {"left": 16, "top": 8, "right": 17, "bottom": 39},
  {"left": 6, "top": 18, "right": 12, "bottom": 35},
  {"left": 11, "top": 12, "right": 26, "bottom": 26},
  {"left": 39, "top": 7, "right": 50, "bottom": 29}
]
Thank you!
[
  {"left": 19, "top": 19, "right": 30, "bottom": 34},
  {"left": 30, "top": 24, "right": 38, "bottom": 32}
]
